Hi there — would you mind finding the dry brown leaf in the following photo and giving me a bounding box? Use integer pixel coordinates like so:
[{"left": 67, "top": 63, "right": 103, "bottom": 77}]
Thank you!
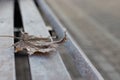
[
  {"left": 0, "top": 31, "right": 67, "bottom": 55},
  {"left": 13, "top": 31, "right": 67, "bottom": 55}
]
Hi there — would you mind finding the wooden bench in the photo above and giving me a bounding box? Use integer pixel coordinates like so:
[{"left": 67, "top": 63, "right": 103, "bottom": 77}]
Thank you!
[
  {"left": 0, "top": 0, "right": 104, "bottom": 80},
  {"left": 0, "top": 0, "right": 71, "bottom": 80}
]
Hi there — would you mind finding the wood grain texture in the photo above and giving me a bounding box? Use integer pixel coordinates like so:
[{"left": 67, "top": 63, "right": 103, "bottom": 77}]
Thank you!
[
  {"left": 18, "top": 0, "right": 72, "bottom": 80},
  {"left": 0, "top": 0, "right": 16, "bottom": 80}
]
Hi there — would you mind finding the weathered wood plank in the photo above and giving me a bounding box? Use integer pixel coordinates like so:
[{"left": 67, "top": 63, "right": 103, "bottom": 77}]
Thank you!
[
  {"left": 18, "top": 0, "right": 72, "bottom": 80},
  {"left": 0, "top": 0, "right": 16, "bottom": 80}
]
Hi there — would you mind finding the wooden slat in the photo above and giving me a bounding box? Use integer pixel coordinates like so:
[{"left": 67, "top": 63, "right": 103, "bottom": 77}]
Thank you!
[
  {"left": 18, "top": 0, "right": 72, "bottom": 80},
  {"left": 0, "top": 0, "right": 16, "bottom": 80}
]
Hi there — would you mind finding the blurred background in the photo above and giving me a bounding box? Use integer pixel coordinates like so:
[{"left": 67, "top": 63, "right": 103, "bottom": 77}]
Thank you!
[{"left": 45, "top": 0, "right": 120, "bottom": 80}]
